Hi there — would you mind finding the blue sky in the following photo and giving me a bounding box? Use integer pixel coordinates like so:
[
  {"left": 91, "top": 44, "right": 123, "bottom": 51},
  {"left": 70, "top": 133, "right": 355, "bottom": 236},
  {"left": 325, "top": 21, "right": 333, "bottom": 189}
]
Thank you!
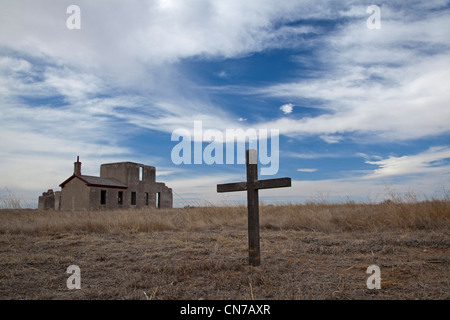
[{"left": 0, "top": 0, "right": 449, "bottom": 207}]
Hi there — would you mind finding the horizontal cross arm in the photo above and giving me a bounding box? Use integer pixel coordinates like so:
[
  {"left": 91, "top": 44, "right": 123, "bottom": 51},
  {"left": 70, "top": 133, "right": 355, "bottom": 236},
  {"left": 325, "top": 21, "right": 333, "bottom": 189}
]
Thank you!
[
  {"left": 217, "top": 181, "right": 247, "bottom": 193},
  {"left": 255, "top": 177, "right": 291, "bottom": 190}
]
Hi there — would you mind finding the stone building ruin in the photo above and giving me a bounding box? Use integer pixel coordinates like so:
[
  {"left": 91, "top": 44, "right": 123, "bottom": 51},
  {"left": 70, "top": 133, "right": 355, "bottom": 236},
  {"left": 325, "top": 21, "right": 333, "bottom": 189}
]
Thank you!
[
  {"left": 38, "top": 157, "right": 173, "bottom": 211},
  {"left": 38, "top": 189, "right": 61, "bottom": 211}
]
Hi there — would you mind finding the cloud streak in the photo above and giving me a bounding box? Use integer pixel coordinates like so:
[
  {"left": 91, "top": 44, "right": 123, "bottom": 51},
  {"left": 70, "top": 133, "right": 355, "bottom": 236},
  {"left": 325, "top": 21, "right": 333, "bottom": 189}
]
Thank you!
[
  {"left": 363, "top": 146, "right": 450, "bottom": 179},
  {"left": 0, "top": 1, "right": 449, "bottom": 205},
  {"left": 297, "top": 168, "right": 318, "bottom": 173}
]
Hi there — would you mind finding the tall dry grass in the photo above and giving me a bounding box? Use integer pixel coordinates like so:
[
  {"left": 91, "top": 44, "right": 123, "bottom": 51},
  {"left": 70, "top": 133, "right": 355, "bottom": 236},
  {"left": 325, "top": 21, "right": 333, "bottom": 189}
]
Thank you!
[
  {"left": 260, "top": 200, "right": 449, "bottom": 232},
  {"left": 0, "top": 188, "right": 23, "bottom": 209},
  {"left": 0, "top": 199, "right": 448, "bottom": 235}
]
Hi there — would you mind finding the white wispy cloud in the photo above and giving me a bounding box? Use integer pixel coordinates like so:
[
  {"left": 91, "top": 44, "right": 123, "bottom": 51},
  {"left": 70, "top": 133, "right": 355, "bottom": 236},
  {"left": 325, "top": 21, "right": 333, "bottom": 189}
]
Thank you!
[
  {"left": 256, "top": 52, "right": 450, "bottom": 141},
  {"left": 297, "top": 168, "right": 318, "bottom": 173},
  {"left": 218, "top": 71, "right": 228, "bottom": 78},
  {"left": 252, "top": 5, "right": 450, "bottom": 142},
  {"left": 280, "top": 103, "right": 294, "bottom": 114},
  {"left": 4, "top": 1, "right": 447, "bottom": 143},
  {"left": 363, "top": 146, "right": 450, "bottom": 179},
  {"left": 0, "top": 0, "right": 316, "bottom": 71},
  {"left": 1, "top": 1, "right": 449, "bottom": 205},
  {"left": 320, "top": 135, "right": 343, "bottom": 144},
  {"left": 164, "top": 172, "right": 248, "bottom": 206},
  {"left": 284, "top": 151, "right": 351, "bottom": 159}
]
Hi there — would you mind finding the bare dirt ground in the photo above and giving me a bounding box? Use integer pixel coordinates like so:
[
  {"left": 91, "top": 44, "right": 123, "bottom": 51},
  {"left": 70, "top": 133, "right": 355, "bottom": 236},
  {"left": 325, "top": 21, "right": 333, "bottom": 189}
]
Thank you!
[{"left": 0, "top": 203, "right": 448, "bottom": 300}]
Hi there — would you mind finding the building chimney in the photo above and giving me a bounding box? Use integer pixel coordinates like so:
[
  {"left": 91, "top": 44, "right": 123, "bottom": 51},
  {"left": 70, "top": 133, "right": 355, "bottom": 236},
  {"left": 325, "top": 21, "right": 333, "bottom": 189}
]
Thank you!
[{"left": 74, "top": 156, "right": 81, "bottom": 176}]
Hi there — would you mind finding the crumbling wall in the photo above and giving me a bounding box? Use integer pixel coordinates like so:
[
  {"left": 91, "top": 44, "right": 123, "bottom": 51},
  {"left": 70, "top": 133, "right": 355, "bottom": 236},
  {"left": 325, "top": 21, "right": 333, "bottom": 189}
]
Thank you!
[
  {"left": 154, "top": 183, "right": 173, "bottom": 209},
  {"left": 38, "top": 189, "right": 61, "bottom": 210}
]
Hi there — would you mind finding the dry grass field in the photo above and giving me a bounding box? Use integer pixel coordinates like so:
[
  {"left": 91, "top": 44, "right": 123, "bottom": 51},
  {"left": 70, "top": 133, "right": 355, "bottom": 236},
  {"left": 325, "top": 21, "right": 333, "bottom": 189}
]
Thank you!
[{"left": 0, "top": 199, "right": 449, "bottom": 300}]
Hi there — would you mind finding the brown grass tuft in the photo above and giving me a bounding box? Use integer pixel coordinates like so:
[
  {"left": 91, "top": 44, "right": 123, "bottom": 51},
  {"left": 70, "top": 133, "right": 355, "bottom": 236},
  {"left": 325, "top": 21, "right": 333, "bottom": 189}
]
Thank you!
[{"left": 0, "top": 200, "right": 448, "bottom": 235}]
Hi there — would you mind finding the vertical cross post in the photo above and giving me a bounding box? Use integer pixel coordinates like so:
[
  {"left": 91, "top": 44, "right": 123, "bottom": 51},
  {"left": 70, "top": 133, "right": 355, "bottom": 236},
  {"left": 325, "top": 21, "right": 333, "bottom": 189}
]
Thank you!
[
  {"left": 217, "top": 149, "right": 291, "bottom": 266},
  {"left": 246, "top": 149, "right": 260, "bottom": 266}
]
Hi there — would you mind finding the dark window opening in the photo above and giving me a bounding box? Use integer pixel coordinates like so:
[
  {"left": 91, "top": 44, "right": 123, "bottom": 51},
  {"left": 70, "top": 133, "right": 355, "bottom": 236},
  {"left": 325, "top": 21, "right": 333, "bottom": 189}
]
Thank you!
[
  {"left": 131, "top": 192, "right": 136, "bottom": 205},
  {"left": 156, "top": 192, "right": 161, "bottom": 209},
  {"left": 100, "top": 190, "right": 106, "bottom": 205},
  {"left": 145, "top": 192, "right": 149, "bottom": 206},
  {"left": 118, "top": 191, "right": 123, "bottom": 205}
]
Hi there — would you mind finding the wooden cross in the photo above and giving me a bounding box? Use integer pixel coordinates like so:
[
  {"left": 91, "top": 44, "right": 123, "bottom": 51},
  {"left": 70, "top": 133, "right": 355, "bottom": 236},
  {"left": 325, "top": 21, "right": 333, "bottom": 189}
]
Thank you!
[{"left": 217, "top": 149, "right": 291, "bottom": 266}]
